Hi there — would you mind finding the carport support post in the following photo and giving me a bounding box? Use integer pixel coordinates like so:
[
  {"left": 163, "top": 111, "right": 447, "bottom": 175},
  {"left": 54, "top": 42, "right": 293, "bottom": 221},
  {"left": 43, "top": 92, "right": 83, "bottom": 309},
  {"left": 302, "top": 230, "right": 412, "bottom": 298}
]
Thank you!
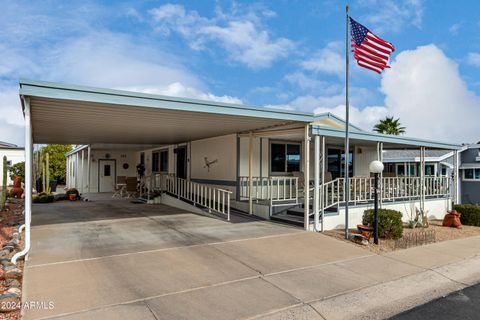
[
  {"left": 87, "top": 146, "right": 91, "bottom": 193},
  {"left": 377, "top": 142, "right": 384, "bottom": 207},
  {"left": 81, "top": 149, "right": 84, "bottom": 194},
  {"left": 453, "top": 150, "right": 458, "bottom": 205},
  {"left": 12, "top": 97, "right": 32, "bottom": 264},
  {"left": 248, "top": 132, "right": 253, "bottom": 215},
  {"left": 321, "top": 136, "right": 325, "bottom": 232},
  {"left": 313, "top": 135, "right": 320, "bottom": 230},
  {"left": 304, "top": 124, "right": 310, "bottom": 230},
  {"left": 75, "top": 152, "right": 79, "bottom": 189}
]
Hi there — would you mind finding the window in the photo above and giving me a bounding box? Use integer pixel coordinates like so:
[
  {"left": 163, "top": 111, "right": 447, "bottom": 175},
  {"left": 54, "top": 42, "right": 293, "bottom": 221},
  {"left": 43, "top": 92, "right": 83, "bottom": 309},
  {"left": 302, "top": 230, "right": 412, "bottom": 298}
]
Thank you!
[
  {"left": 425, "top": 164, "right": 435, "bottom": 176},
  {"left": 441, "top": 167, "right": 447, "bottom": 176},
  {"left": 327, "top": 149, "right": 353, "bottom": 179},
  {"left": 396, "top": 164, "right": 405, "bottom": 176},
  {"left": 104, "top": 164, "right": 111, "bottom": 177},
  {"left": 464, "top": 169, "right": 480, "bottom": 181},
  {"left": 152, "top": 150, "right": 168, "bottom": 172},
  {"left": 270, "top": 142, "right": 301, "bottom": 174}
]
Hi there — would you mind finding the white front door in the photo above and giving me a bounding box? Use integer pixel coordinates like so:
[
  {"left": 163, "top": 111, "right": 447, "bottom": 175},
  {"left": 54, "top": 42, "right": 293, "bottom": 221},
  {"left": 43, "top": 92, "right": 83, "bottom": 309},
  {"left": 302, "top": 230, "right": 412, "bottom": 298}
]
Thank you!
[{"left": 99, "top": 160, "right": 115, "bottom": 192}]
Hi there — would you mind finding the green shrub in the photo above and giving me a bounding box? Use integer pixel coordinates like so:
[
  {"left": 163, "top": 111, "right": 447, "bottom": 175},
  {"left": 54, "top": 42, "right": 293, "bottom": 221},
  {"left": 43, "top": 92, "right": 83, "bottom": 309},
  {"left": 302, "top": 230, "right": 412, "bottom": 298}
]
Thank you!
[
  {"left": 362, "top": 209, "right": 403, "bottom": 239},
  {"left": 453, "top": 204, "right": 480, "bottom": 227},
  {"left": 33, "top": 192, "right": 54, "bottom": 203}
]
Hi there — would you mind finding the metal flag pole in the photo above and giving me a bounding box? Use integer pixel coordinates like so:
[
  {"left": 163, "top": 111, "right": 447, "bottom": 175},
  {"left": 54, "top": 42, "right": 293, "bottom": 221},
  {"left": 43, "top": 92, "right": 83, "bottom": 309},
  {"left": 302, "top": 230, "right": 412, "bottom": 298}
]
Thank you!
[{"left": 344, "top": 4, "right": 350, "bottom": 240}]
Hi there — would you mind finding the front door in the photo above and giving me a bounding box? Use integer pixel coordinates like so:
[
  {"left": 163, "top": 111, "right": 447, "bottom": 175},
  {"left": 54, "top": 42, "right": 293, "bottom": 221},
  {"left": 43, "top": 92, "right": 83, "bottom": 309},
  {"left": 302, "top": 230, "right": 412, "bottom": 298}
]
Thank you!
[
  {"left": 175, "top": 147, "right": 187, "bottom": 179},
  {"left": 99, "top": 160, "right": 116, "bottom": 192}
]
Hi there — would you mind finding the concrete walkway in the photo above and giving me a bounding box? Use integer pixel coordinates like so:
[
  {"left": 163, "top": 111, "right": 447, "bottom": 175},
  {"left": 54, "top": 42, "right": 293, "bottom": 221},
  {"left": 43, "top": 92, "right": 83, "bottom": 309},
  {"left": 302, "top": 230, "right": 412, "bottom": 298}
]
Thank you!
[{"left": 22, "top": 200, "right": 480, "bottom": 319}]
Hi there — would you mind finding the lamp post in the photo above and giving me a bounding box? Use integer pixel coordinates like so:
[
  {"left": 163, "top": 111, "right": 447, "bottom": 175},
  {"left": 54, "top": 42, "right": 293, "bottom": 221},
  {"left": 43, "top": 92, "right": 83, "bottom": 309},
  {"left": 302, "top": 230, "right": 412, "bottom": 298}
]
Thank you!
[{"left": 369, "top": 160, "right": 384, "bottom": 245}]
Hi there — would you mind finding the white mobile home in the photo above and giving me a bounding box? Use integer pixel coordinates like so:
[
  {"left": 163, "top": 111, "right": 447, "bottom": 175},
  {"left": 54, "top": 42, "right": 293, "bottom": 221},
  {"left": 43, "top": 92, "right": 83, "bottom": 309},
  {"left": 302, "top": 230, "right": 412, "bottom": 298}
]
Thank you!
[
  {"left": 19, "top": 79, "right": 457, "bottom": 231},
  {"left": 0, "top": 141, "right": 25, "bottom": 186}
]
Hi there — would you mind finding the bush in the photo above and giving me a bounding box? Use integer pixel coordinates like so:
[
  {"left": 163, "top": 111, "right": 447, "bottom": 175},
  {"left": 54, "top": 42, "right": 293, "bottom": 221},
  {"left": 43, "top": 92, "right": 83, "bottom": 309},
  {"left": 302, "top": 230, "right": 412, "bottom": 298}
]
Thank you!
[
  {"left": 33, "top": 192, "right": 54, "bottom": 203},
  {"left": 362, "top": 209, "right": 403, "bottom": 239},
  {"left": 453, "top": 204, "right": 480, "bottom": 227}
]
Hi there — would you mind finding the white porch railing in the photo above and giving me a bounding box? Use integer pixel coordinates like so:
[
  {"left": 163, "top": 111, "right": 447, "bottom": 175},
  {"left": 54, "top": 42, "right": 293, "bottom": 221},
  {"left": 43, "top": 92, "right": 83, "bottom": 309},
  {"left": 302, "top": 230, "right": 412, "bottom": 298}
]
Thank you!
[
  {"left": 165, "top": 175, "right": 232, "bottom": 221},
  {"left": 238, "top": 176, "right": 299, "bottom": 204},
  {"left": 335, "top": 176, "right": 450, "bottom": 206}
]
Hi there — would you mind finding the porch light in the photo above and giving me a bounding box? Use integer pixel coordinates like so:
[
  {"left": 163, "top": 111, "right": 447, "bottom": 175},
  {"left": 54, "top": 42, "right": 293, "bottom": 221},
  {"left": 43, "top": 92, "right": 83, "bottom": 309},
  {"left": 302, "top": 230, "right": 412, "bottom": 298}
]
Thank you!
[{"left": 369, "top": 160, "right": 384, "bottom": 245}]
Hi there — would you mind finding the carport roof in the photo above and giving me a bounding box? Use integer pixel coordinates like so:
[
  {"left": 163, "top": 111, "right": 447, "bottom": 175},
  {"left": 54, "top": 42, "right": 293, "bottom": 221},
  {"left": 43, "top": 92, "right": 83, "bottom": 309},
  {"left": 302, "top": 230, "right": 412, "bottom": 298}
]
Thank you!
[{"left": 19, "top": 79, "right": 313, "bottom": 145}]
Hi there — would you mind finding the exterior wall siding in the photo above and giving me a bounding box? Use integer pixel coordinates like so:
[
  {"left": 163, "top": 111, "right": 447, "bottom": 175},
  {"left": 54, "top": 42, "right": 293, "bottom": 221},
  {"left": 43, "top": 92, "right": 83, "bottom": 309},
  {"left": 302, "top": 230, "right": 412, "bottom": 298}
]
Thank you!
[{"left": 0, "top": 149, "right": 25, "bottom": 186}]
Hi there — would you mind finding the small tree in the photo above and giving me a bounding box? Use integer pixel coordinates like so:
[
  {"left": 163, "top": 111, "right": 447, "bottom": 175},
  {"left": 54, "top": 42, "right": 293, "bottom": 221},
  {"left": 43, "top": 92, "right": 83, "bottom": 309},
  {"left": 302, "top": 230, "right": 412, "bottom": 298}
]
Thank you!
[
  {"left": 9, "top": 161, "right": 25, "bottom": 181},
  {"left": 37, "top": 144, "right": 72, "bottom": 184},
  {"left": 373, "top": 117, "right": 406, "bottom": 135}
]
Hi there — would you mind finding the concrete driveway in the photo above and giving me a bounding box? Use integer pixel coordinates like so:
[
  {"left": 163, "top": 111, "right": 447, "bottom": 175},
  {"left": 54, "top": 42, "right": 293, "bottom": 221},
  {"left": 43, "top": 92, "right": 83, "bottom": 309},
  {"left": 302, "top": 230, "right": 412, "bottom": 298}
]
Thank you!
[{"left": 23, "top": 199, "right": 381, "bottom": 319}]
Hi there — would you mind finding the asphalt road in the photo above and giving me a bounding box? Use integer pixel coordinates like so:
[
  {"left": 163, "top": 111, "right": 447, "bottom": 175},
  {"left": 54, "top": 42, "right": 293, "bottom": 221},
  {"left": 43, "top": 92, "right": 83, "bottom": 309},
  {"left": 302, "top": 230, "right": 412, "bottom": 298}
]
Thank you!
[{"left": 391, "top": 282, "right": 480, "bottom": 320}]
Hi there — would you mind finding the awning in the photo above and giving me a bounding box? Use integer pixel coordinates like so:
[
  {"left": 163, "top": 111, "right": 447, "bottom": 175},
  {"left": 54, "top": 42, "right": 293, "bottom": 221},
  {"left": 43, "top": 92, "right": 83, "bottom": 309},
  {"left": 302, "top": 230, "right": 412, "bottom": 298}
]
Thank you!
[
  {"left": 460, "top": 163, "right": 480, "bottom": 169},
  {"left": 20, "top": 80, "right": 313, "bottom": 145}
]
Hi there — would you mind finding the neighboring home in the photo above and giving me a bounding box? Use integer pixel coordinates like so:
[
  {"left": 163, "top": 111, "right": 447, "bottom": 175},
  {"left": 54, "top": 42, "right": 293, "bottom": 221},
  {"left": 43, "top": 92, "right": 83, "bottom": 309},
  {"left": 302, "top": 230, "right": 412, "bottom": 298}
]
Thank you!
[
  {"left": 13, "top": 80, "right": 457, "bottom": 232},
  {"left": 458, "top": 143, "right": 480, "bottom": 204},
  {"left": 382, "top": 150, "right": 453, "bottom": 178},
  {"left": 0, "top": 141, "right": 25, "bottom": 187}
]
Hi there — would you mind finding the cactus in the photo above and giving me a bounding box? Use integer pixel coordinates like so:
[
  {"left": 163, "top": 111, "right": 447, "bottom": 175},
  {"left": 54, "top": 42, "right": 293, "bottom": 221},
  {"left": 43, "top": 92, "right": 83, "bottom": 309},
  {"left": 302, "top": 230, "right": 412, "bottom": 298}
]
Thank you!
[{"left": 1, "top": 156, "right": 7, "bottom": 211}]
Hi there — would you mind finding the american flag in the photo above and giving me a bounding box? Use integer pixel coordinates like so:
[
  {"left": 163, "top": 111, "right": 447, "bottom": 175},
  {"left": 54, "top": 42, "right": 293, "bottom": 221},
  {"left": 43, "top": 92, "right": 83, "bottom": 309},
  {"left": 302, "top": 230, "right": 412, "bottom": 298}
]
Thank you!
[{"left": 350, "top": 17, "right": 394, "bottom": 74}]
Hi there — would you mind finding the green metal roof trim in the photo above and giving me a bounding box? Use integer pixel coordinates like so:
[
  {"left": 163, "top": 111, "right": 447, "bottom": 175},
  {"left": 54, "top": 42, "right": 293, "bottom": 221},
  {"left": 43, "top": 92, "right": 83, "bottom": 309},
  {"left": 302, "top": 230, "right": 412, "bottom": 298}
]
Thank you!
[
  {"left": 311, "top": 125, "right": 462, "bottom": 150},
  {"left": 19, "top": 79, "right": 313, "bottom": 123}
]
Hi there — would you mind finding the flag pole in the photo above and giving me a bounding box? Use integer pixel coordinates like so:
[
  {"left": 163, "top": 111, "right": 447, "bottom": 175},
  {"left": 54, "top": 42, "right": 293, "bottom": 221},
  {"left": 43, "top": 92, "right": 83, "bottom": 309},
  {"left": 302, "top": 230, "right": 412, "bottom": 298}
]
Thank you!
[{"left": 344, "top": 4, "right": 350, "bottom": 240}]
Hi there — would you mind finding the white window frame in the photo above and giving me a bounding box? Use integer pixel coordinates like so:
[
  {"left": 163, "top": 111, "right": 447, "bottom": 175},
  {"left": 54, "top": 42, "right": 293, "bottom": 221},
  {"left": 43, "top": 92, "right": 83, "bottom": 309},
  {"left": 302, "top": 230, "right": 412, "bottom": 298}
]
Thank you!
[{"left": 463, "top": 168, "right": 480, "bottom": 181}]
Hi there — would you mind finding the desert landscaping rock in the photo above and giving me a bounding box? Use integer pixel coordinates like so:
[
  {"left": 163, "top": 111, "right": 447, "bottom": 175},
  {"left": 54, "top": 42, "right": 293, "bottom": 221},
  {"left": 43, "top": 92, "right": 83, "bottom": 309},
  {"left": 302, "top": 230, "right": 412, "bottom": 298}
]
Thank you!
[
  {"left": 4, "top": 265, "right": 16, "bottom": 271},
  {"left": 3, "top": 246, "right": 14, "bottom": 252},
  {"left": 6, "top": 287, "right": 21, "bottom": 297},
  {"left": 4, "top": 268, "right": 22, "bottom": 279},
  {"left": 0, "top": 293, "right": 20, "bottom": 312},
  {"left": 5, "top": 279, "right": 21, "bottom": 288},
  {"left": 0, "top": 250, "right": 10, "bottom": 258}
]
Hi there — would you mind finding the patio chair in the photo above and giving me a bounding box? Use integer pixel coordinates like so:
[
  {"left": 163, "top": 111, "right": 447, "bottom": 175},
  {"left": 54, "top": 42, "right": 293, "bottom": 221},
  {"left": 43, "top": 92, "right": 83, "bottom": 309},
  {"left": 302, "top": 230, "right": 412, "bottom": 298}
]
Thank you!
[
  {"left": 125, "top": 177, "right": 138, "bottom": 198},
  {"left": 112, "top": 176, "right": 127, "bottom": 198}
]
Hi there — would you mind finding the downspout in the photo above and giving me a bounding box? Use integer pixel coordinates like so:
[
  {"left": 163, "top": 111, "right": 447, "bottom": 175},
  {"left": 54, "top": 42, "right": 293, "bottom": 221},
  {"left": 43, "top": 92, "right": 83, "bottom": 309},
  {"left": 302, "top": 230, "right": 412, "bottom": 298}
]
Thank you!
[{"left": 12, "top": 97, "right": 32, "bottom": 264}]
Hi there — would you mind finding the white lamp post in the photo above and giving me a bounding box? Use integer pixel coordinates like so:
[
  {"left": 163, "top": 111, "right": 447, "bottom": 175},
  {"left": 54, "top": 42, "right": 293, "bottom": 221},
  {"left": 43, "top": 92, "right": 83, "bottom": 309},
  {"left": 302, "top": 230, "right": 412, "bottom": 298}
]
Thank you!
[{"left": 369, "top": 160, "right": 384, "bottom": 245}]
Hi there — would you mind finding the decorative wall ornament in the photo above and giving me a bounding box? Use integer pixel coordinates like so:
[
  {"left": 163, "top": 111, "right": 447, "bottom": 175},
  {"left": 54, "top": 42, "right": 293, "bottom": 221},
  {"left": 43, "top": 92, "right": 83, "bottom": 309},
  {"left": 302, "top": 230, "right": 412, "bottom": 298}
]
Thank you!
[{"left": 204, "top": 157, "right": 218, "bottom": 172}]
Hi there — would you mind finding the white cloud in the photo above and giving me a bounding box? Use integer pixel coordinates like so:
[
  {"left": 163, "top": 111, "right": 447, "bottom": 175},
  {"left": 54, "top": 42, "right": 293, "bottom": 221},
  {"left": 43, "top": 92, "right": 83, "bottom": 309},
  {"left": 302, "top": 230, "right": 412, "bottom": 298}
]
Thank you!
[
  {"left": 381, "top": 44, "right": 480, "bottom": 143},
  {"left": 358, "top": 0, "right": 424, "bottom": 33},
  {"left": 121, "top": 82, "right": 242, "bottom": 104},
  {"left": 466, "top": 52, "right": 480, "bottom": 67},
  {"left": 284, "top": 72, "right": 340, "bottom": 94},
  {"left": 300, "top": 42, "right": 344, "bottom": 77},
  {"left": 149, "top": 3, "right": 295, "bottom": 69},
  {"left": 449, "top": 23, "right": 461, "bottom": 36}
]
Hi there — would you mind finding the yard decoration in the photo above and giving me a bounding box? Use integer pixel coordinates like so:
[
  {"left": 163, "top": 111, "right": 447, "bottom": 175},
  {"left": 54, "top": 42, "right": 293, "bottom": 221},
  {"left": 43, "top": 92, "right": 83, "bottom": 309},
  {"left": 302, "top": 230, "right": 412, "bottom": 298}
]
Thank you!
[
  {"left": 415, "top": 207, "right": 429, "bottom": 228},
  {"left": 442, "top": 210, "right": 462, "bottom": 229},
  {"left": 1, "top": 156, "right": 7, "bottom": 211},
  {"left": 9, "top": 176, "right": 23, "bottom": 199}
]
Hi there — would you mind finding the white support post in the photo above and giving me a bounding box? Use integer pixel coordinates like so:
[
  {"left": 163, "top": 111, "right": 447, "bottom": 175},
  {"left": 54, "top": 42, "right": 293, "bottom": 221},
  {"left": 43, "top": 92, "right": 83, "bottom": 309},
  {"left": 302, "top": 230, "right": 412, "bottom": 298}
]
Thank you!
[
  {"left": 75, "top": 152, "right": 79, "bottom": 190},
  {"left": 304, "top": 124, "right": 310, "bottom": 230},
  {"left": 81, "top": 149, "right": 85, "bottom": 194},
  {"left": 314, "top": 135, "right": 320, "bottom": 231},
  {"left": 453, "top": 150, "right": 458, "bottom": 204},
  {"left": 420, "top": 146, "right": 425, "bottom": 212},
  {"left": 321, "top": 136, "right": 325, "bottom": 232},
  {"left": 12, "top": 97, "right": 32, "bottom": 264},
  {"left": 248, "top": 132, "right": 253, "bottom": 215},
  {"left": 379, "top": 142, "right": 383, "bottom": 207},
  {"left": 87, "top": 146, "right": 91, "bottom": 193}
]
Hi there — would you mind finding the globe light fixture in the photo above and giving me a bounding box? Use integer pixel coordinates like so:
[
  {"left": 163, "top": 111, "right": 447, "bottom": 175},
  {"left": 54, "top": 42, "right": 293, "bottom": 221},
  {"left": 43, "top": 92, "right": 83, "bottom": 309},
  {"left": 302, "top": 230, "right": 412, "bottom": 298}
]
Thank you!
[{"left": 369, "top": 160, "right": 384, "bottom": 245}]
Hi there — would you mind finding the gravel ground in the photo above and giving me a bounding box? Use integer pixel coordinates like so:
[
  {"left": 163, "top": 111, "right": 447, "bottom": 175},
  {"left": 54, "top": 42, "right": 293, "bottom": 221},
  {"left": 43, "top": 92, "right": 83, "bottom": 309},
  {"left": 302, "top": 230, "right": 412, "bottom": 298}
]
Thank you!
[
  {"left": 0, "top": 199, "right": 25, "bottom": 320},
  {"left": 324, "top": 220, "right": 480, "bottom": 254}
]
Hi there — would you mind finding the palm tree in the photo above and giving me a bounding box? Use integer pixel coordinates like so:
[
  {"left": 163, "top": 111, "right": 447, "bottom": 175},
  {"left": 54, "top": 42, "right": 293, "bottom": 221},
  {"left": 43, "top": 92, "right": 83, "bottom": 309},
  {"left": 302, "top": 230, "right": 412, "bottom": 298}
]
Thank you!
[{"left": 373, "top": 117, "right": 406, "bottom": 135}]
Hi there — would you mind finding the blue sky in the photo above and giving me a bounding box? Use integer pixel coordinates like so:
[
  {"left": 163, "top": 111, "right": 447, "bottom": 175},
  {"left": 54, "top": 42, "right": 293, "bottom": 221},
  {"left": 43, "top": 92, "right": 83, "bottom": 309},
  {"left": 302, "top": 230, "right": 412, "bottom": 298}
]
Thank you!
[{"left": 2, "top": 0, "right": 480, "bottom": 146}]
